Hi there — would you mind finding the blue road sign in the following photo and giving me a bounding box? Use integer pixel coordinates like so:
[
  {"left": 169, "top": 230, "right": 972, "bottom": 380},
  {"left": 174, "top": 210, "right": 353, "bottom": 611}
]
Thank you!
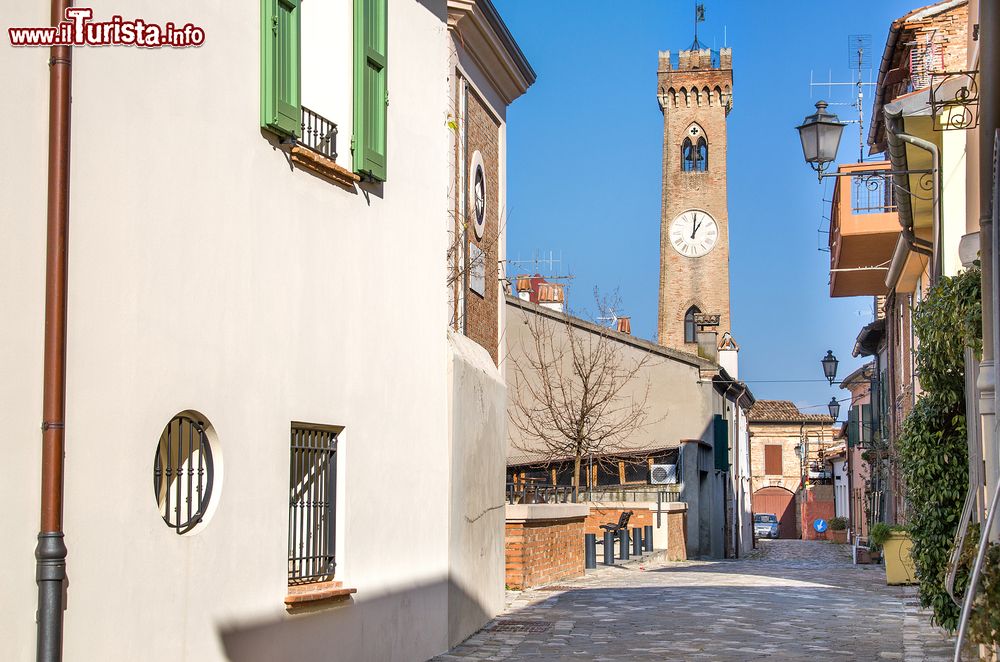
[{"left": 813, "top": 518, "right": 828, "bottom": 533}]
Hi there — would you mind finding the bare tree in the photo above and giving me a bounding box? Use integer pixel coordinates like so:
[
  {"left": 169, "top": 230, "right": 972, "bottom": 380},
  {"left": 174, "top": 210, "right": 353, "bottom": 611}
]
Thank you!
[{"left": 509, "top": 292, "right": 655, "bottom": 500}]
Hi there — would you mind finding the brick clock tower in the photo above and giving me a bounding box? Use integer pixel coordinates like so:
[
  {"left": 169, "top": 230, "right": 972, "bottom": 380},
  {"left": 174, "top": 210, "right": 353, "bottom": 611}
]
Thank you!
[{"left": 656, "top": 46, "right": 733, "bottom": 351}]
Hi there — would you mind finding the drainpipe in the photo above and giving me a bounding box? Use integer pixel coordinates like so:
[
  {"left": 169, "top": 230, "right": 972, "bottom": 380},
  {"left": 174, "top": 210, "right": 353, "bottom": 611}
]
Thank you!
[
  {"left": 883, "top": 108, "right": 942, "bottom": 285},
  {"left": 37, "top": 0, "right": 73, "bottom": 660}
]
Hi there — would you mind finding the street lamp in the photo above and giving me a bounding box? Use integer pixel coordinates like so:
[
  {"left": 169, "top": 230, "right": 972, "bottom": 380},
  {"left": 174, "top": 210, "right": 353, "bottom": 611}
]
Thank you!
[
  {"left": 821, "top": 350, "right": 839, "bottom": 385},
  {"left": 827, "top": 397, "right": 841, "bottom": 421},
  {"left": 796, "top": 100, "right": 846, "bottom": 180}
]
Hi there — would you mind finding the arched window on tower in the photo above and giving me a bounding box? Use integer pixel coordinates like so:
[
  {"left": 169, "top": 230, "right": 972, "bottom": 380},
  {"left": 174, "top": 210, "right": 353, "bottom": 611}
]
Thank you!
[
  {"left": 681, "top": 137, "right": 708, "bottom": 172},
  {"left": 684, "top": 306, "right": 701, "bottom": 343}
]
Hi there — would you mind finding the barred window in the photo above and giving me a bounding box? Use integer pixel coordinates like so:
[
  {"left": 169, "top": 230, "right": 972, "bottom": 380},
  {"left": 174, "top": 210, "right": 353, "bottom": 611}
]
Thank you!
[
  {"left": 153, "top": 414, "right": 215, "bottom": 535},
  {"left": 288, "top": 423, "right": 339, "bottom": 585}
]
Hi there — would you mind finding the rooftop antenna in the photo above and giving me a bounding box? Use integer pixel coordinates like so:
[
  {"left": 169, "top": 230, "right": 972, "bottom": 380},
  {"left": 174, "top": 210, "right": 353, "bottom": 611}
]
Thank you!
[
  {"left": 807, "top": 34, "right": 875, "bottom": 162},
  {"left": 505, "top": 249, "right": 574, "bottom": 282}
]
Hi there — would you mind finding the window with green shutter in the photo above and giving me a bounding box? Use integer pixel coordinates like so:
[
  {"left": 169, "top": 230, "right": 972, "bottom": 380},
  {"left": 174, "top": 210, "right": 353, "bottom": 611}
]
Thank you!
[
  {"left": 847, "top": 406, "right": 859, "bottom": 448},
  {"left": 353, "top": 0, "right": 388, "bottom": 181},
  {"left": 861, "top": 403, "right": 873, "bottom": 445},
  {"left": 713, "top": 414, "right": 729, "bottom": 472},
  {"left": 261, "top": 0, "right": 302, "bottom": 138}
]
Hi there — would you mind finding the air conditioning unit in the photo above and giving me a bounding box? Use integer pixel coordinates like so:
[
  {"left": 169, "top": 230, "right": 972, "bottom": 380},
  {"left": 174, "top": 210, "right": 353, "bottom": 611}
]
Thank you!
[{"left": 649, "top": 464, "right": 677, "bottom": 485}]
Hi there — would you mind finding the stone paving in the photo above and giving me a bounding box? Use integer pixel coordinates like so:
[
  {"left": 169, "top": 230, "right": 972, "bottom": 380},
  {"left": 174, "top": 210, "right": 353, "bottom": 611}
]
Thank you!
[{"left": 435, "top": 539, "right": 955, "bottom": 661}]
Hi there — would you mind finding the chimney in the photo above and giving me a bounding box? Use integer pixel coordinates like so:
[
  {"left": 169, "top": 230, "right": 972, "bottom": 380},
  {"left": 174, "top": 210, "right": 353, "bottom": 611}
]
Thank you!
[
  {"left": 697, "top": 330, "right": 718, "bottom": 363},
  {"left": 537, "top": 282, "right": 565, "bottom": 313},
  {"left": 717, "top": 332, "right": 739, "bottom": 378},
  {"left": 616, "top": 317, "right": 631, "bottom": 335},
  {"left": 515, "top": 275, "right": 532, "bottom": 301}
]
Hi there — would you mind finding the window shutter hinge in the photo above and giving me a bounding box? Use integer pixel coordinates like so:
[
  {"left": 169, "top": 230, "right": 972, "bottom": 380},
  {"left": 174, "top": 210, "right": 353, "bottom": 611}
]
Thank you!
[
  {"left": 350, "top": 134, "right": 356, "bottom": 153},
  {"left": 385, "top": 90, "right": 389, "bottom": 106},
  {"left": 272, "top": 15, "right": 278, "bottom": 35}
]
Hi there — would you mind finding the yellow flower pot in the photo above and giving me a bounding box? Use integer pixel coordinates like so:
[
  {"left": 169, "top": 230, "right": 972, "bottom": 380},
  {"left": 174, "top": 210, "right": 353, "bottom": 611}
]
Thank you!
[{"left": 883, "top": 531, "right": 917, "bottom": 585}]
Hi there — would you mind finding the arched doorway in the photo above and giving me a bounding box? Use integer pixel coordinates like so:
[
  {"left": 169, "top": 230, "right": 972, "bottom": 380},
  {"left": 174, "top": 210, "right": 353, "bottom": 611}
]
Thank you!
[{"left": 753, "top": 487, "right": 797, "bottom": 539}]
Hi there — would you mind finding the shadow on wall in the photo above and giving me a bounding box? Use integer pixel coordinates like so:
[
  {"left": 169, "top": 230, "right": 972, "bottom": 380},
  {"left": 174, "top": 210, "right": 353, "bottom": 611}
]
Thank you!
[{"left": 219, "top": 579, "right": 490, "bottom": 662}]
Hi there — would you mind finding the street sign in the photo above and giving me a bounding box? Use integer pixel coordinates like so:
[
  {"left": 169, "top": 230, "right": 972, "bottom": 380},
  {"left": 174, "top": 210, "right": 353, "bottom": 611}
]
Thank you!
[{"left": 813, "top": 518, "right": 828, "bottom": 533}]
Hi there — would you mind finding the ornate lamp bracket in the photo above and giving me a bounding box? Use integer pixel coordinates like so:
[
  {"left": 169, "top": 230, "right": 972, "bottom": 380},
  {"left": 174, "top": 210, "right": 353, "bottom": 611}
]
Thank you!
[{"left": 930, "top": 71, "right": 979, "bottom": 131}]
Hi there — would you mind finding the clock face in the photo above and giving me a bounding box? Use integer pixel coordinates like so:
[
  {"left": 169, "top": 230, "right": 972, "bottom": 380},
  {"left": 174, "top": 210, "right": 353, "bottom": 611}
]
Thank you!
[{"left": 669, "top": 210, "right": 718, "bottom": 258}]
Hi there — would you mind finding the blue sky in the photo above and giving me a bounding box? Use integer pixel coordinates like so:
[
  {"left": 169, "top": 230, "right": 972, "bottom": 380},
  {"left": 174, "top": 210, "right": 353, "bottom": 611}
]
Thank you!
[{"left": 493, "top": 0, "right": 918, "bottom": 414}]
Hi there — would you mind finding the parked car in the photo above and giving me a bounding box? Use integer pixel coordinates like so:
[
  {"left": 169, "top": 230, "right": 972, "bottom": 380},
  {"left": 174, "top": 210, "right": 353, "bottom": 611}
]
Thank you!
[{"left": 754, "top": 513, "right": 780, "bottom": 539}]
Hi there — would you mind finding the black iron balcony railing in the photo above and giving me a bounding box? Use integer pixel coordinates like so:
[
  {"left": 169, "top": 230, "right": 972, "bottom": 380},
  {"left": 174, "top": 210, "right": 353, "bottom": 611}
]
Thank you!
[
  {"left": 851, "top": 174, "right": 897, "bottom": 215},
  {"left": 506, "top": 482, "right": 574, "bottom": 505},
  {"left": 300, "top": 106, "right": 338, "bottom": 161}
]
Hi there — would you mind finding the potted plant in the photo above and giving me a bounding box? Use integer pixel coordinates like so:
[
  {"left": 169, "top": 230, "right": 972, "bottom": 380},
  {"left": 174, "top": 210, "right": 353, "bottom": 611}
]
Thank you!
[
  {"left": 828, "top": 516, "right": 848, "bottom": 543},
  {"left": 870, "top": 523, "right": 916, "bottom": 584}
]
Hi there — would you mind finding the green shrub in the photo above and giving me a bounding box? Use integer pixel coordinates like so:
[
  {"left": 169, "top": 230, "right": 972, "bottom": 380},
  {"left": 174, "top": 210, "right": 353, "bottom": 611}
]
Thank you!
[
  {"left": 896, "top": 266, "right": 981, "bottom": 632},
  {"left": 829, "top": 516, "right": 847, "bottom": 531}
]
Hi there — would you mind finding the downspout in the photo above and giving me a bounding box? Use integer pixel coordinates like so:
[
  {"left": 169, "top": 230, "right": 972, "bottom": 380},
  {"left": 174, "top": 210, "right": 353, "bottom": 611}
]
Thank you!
[
  {"left": 37, "top": 0, "right": 73, "bottom": 660},
  {"left": 883, "top": 108, "right": 941, "bottom": 286}
]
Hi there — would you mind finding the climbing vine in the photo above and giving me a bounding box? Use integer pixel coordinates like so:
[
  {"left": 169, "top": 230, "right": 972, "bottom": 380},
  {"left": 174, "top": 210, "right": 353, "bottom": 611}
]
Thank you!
[{"left": 896, "top": 266, "right": 981, "bottom": 632}]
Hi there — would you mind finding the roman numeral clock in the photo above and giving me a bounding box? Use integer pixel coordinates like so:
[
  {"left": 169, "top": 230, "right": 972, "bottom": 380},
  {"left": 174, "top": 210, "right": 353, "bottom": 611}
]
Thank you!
[
  {"left": 655, "top": 43, "right": 733, "bottom": 351},
  {"left": 669, "top": 210, "right": 718, "bottom": 258}
]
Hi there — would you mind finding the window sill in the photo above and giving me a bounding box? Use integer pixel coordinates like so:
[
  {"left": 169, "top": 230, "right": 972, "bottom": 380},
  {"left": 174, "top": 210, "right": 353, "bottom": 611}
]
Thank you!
[
  {"left": 289, "top": 145, "right": 361, "bottom": 190},
  {"left": 285, "top": 580, "right": 357, "bottom": 607}
]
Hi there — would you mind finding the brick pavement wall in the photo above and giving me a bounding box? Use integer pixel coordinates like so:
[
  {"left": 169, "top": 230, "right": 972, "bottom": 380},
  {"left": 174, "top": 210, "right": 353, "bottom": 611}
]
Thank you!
[
  {"left": 582, "top": 507, "right": 653, "bottom": 538},
  {"left": 505, "top": 517, "right": 586, "bottom": 590},
  {"left": 801, "top": 485, "right": 836, "bottom": 541}
]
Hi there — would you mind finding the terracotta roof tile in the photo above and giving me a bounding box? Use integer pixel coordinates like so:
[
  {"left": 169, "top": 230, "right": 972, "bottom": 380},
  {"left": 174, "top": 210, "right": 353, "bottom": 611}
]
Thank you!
[{"left": 747, "top": 400, "right": 834, "bottom": 424}]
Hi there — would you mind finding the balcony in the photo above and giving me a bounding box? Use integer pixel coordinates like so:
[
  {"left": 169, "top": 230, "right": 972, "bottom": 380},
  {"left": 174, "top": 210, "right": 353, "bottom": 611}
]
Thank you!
[
  {"left": 288, "top": 106, "right": 359, "bottom": 188},
  {"left": 828, "top": 161, "right": 901, "bottom": 298}
]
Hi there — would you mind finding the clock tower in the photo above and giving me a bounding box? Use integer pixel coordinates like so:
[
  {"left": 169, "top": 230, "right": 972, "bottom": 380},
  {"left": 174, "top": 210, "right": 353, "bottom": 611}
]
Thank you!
[{"left": 656, "top": 46, "right": 733, "bottom": 351}]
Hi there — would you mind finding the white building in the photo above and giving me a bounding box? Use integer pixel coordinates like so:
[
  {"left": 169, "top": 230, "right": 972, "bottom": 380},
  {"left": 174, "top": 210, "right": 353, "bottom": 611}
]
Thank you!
[{"left": 1, "top": 1, "right": 532, "bottom": 660}]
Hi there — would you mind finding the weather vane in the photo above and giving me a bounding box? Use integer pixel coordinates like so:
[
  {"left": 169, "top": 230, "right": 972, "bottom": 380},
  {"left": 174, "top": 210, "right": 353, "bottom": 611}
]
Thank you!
[{"left": 691, "top": 2, "right": 706, "bottom": 50}]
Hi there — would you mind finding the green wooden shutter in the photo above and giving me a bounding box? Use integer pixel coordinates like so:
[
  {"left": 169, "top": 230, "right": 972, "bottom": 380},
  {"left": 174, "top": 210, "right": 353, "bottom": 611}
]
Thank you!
[
  {"left": 847, "top": 406, "right": 859, "bottom": 448},
  {"left": 353, "top": 0, "right": 387, "bottom": 181},
  {"left": 861, "top": 403, "right": 873, "bottom": 445},
  {"left": 261, "top": 0, "right": 301, "bottom": 137},
  {"left": 713, "top": 414, "right": 729, "bottom": 472}
]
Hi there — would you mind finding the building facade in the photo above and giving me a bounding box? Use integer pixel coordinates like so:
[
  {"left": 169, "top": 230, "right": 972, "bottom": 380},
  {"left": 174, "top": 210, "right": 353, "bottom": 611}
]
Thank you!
[
  {"left": 1, "top": 1, "right": 532, "bottom": 660},
  {"left": 748, "top": 401, "right": 835, "bottom": 539},
  {"left": 504, "top": 296, "right": 753, "bottom": 559}
]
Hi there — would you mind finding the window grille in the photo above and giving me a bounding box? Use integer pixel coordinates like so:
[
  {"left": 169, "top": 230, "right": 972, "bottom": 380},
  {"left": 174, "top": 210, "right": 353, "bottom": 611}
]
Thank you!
[
  {"left": 288, "top": 423, "right": 338, "bottom": 585},
  {"left": 153, "top": 415, "right": 214, "bottom": 535}
]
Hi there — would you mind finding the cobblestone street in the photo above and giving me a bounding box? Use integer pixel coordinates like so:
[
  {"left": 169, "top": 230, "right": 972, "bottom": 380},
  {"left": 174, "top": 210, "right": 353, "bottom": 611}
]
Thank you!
[{"left": 436, "top": 540, "right": 955, "bottom": 661}]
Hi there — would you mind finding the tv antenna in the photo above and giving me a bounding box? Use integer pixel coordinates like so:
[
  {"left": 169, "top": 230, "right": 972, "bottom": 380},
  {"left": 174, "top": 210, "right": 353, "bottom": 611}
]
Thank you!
[
  {"left": 505, "top": 249, "right": 574, "bottom": 282},
  {"left": 809, "top": 34, "right": 876, "bottom": 162}
]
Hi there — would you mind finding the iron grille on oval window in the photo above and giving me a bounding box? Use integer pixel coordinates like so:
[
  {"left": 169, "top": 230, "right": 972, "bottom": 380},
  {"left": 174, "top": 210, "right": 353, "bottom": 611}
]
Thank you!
[
  {"left": 288, "top": 424, "right": 338, "bottom": 585},
  {"left": 153, "top": 415, "right": 214, "bottom": 535}
]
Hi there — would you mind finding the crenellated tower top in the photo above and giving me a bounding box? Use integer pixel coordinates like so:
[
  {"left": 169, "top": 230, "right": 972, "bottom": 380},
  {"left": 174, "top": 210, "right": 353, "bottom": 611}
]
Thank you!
[{"left": 657, "top": 48, "right": 733, "bottom": 114}]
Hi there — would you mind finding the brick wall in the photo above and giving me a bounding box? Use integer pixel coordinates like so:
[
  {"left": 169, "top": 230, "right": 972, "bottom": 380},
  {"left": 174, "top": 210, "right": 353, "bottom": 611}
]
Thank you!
[
  {"left": 801, "top": 485, "right": 836, "bottom": 541},
  {"left": 666, "top": 511, "right": 687, "bottom": 561},
  {"left": 655, "top": 50, "right": 733, "bottom": 351},
  {"left": 582, "top": 507, "right": 653, "bottom": 537},
  {"left": 505, "top": 517, "right": 586, "bottom": 590},
  {"left": 748, "top": 422, "right": 833, "bottom": 494},
  {"left": 456, "top": 84, "right": 501, "bottom": 365}
]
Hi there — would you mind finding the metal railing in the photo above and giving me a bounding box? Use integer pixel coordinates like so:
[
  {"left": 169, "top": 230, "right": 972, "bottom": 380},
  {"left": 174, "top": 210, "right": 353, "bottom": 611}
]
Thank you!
[
  {"left": 579, "top": 487, "right": 682, "bottom": 504},
  {"left": 505, "top": 483, "right": 684, "bottom": 506},
  {"left": 506, "top": 482, "right": 574, "bottom": 504},
  {"left": 288, "top": 424, "right": 338, "bottom": 585},
  {"left": 300, "top": 106, "right": 338, "bottom": 161},
  {"left": 851, "top": 174, "right": 897, "bottom": 214}
]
